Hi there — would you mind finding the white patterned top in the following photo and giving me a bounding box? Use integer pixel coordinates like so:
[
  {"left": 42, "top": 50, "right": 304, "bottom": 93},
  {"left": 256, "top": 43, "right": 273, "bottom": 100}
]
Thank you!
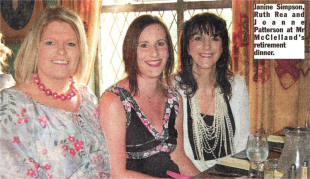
[{"left": 0, "top": 86, "right": 110, "bottom": 178}]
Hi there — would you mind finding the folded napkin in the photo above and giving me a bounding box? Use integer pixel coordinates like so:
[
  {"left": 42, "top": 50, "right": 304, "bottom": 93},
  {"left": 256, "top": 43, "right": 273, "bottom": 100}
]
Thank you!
[
  {"left": 267, "top": 135, "right": 284, "bottom": 143},
  {"left": 217, "top": 157, "right": 250, "bottom": 171}
]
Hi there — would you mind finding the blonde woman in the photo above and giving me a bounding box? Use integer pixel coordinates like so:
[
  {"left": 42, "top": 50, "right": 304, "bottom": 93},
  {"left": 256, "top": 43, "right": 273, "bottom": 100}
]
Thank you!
[{"left": 0, "top": 7, "right": 110, "bottom": 178}]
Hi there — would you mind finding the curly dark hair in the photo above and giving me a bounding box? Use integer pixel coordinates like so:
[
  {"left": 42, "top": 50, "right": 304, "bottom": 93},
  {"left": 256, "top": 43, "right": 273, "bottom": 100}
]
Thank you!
[
  {"left": 123, "top": 15, "right": 174, "bottom": 96},
  {"left": 177, "top": 12, "right": 233, "bottom": 99}
]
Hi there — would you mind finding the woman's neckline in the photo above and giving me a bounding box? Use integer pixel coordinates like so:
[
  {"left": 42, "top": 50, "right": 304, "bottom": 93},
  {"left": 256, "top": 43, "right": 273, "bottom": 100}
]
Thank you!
[
  {"left": 8, "top": 87, "right": 82, "bottom": 113},
  {"left": 113, "top": 85, "right": 171, "bottom": 135}
]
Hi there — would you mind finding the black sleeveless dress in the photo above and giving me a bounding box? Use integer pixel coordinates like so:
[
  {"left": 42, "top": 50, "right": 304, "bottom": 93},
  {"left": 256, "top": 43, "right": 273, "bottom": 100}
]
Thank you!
[{"left": 106, "top": 86, "right": 180, "bottom": 178}]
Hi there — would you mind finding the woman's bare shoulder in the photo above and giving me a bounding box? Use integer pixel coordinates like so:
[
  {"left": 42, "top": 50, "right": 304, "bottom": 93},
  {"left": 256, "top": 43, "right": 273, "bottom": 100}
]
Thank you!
[{"left": 100, "top": 90, "right": 122, "bottom": 109}]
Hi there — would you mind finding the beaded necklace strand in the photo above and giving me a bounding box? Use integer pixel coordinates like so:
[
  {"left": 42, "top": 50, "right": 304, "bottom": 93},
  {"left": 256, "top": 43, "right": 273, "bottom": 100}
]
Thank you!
[
  {"left": 33, "top": 73, "right": 77, "bottom": 101},
  {"left": 190, "top": 87, "right": 234, "bottom": 166}
]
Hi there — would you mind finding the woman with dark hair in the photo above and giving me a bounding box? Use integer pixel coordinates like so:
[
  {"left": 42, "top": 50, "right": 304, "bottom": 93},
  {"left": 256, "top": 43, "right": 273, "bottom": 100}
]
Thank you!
[
  {"left": 174, "top": 12, "right": 250, "bottom": 171},
  {"left": 100, "top": 15, "right": 199, "bottom": 178}
]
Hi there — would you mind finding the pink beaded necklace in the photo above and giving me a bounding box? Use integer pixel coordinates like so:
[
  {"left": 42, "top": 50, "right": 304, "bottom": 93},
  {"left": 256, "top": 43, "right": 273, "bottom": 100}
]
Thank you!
[{"left": 33, "top": 73, "right": 77, "bottom": 101}]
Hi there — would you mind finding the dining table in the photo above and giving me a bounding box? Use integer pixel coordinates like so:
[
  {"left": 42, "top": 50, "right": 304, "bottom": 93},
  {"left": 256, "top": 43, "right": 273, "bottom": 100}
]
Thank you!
[{"left": 192, "top": 134, "right": 284, "bottom": 178}]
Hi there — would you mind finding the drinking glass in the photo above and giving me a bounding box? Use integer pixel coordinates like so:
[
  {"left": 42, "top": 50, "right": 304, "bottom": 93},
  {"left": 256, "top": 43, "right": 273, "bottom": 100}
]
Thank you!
[
  {"left": 264, "top": 159, "right": 284, "bottom": 179},
  {"left": 246, "top": 130, "right": 269, "bottom": 178}
]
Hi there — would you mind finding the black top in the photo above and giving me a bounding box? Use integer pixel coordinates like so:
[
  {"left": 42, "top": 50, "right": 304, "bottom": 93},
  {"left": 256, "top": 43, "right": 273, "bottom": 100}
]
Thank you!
[
  {"left": 187, "top": 96, "right": 236, "bottom": 160},
  {"left": 107, "top": 86, "right": 180, "bottom": 178}
]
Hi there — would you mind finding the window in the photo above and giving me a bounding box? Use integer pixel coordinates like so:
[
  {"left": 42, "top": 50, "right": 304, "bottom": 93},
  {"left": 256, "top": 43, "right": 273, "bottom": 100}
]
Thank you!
[{"left": 96, "top": 0, "right": 232, "bottom": 96}]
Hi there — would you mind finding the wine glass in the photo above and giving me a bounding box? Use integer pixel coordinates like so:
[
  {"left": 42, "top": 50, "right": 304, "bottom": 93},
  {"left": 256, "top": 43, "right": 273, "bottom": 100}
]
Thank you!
[{"left": 246, "top": 130, "right": 269, "bottom": 178}]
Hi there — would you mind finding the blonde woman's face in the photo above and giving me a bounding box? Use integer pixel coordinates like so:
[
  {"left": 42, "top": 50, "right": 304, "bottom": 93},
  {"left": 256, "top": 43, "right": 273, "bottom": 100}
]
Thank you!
[{"left": 37, "top": 21, "right": 80, "bottom": 81}]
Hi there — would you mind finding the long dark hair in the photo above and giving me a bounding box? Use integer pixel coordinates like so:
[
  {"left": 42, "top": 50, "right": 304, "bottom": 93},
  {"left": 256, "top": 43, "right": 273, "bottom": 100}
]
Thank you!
[
  {"left": 178, "top": 12, "right": 232, "bottom": 99},
  {"left": 123, "top": 15, "right": 174, "bottom": 95}
]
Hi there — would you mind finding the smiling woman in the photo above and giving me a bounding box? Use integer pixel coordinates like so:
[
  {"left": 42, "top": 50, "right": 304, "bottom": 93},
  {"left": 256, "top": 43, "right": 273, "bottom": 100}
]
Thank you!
[
  {"left": 99, "top": 2, "right": 232, "bottom": 96},
  {"left": 137, "top": 24, "right": 169, "bottom": 81},
  {"left": 174, "top": 12, "right": 250, "bottom": 172},
  {"left": 0, "top": 7, "right": 110, "bottom": 178},
  {"left": 99, "top": 14, "right": 199, "bottom": 178},
  {"left": 37, "top": 21, "right": 80, "bottom": 83}
]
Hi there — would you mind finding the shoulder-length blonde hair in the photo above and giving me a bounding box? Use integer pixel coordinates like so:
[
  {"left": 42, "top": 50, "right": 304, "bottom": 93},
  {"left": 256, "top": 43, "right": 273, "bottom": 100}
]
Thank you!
[{"left": 14, "top": 6, "right": 88, "bottom": 84}]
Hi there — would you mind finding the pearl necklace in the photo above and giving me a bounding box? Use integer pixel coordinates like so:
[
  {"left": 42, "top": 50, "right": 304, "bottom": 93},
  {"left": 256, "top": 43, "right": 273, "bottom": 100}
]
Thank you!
[
  {"left": 33, "top": 73, "right": 77, "bottom": 101},
  {"left": 190, "top": 87, "right": 234, "bottom": 164}
]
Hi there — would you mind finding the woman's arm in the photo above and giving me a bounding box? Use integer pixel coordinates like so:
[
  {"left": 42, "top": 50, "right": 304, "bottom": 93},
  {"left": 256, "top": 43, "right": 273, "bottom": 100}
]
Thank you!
[
  {"left": 99, "top": 92, "right": 158, "bottom": 179},
  {"left": 171, "top": 95, "right": 200, "bottom": 176},
  {"left": 231, "top": 75, "right": 250, "bottom": 153}
]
